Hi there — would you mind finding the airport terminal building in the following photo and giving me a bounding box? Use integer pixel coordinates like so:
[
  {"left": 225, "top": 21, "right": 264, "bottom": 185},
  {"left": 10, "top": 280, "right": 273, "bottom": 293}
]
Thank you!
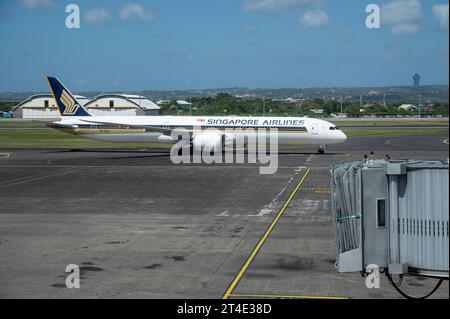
[{"left": 12, "top": 94, "right": 160, "bottom": 119}]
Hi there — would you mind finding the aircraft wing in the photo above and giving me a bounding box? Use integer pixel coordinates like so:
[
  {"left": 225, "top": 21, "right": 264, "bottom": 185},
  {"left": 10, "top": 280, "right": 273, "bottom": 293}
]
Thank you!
[
  {"left": 47, "top": 122, "right": 79, "bottom": 129},
  {"left": 79, "top": 118, "right": 189, "bottom": 136}
]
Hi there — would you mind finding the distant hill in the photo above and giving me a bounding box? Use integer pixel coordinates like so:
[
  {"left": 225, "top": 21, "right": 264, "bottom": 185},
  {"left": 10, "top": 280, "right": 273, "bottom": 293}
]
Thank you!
[{"left": 1, "top": 85, "right": 448, "bottom": 105}]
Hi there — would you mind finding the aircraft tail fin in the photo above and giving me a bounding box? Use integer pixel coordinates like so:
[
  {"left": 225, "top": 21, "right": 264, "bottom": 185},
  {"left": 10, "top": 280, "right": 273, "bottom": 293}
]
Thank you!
[{"left": 46, "top": 76, "right": 91, "bottom": 117}]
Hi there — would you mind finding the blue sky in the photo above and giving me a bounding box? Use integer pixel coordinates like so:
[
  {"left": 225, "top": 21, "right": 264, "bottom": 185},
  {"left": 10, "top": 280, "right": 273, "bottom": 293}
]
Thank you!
[{"left": 0, "top": 0, "right": 448, "bottom": 91}]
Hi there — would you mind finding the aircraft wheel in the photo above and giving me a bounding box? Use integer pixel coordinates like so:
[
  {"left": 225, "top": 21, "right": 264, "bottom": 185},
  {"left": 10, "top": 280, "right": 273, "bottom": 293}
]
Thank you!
[{"left": 318, "top": 144, "right": 327, "bottom": 154}]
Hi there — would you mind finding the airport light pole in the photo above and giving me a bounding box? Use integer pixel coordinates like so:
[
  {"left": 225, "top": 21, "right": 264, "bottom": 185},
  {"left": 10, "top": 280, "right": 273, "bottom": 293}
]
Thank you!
[
  {"left": 418, "top": 95, "right": 421, "bottom": 118},
  {"left": 189, "top": 97, "right": 192, "bottom": 116},
  {"left": 263, "top": 96, "right": 265, "bottom": 117}
]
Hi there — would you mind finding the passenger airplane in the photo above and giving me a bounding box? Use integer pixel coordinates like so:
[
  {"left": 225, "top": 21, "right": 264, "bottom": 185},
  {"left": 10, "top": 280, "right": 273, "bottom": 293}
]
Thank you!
[{"left": 46, "top": 76, "right": 347, "bottom": 153}]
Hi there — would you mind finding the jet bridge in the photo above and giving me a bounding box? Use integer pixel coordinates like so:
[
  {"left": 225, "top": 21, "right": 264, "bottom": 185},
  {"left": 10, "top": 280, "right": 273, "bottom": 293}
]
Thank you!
[{"left": 330, "top": 159, "right": 448, "bottom": 297}]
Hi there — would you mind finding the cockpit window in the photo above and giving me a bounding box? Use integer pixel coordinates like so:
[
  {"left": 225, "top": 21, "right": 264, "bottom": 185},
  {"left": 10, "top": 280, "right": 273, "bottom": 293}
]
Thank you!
[
  {"left": 335, "top": 126, "right": 339, "bottom": 130},
  {"left": 329, "top": 127, "right": 335, "bottom": 130}
]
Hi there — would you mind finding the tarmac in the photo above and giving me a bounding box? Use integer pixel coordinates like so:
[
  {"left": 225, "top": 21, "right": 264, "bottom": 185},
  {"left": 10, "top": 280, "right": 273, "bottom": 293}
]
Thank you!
[{"left": 0, "top": 133, "right": 448, "bottom": 299}]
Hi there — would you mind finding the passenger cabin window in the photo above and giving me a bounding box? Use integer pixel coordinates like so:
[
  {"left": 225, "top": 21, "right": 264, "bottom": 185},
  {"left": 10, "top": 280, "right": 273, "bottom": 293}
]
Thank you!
[
  {"left": 44, "top": 100, "right": 49, "bottom": 108},
  {"left": 109, "top": 100, "right": 114, "bottom": 108}
]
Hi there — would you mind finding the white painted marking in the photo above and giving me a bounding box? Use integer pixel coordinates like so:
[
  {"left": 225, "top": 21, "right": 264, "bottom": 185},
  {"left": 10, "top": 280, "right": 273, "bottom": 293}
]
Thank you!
[
  {"left": 249, "top": 174, "right": 295, "bottom": 217},
  {"left": 218, "top": 210, "right": 229, "bottom": 217},
  {"left": 306, "top": 155, "right": 314, "bottom": 163},
  {"left": 313, "top": 200, "right": 320, "bottom": 210},
  {"left": 288, "top": 200, "right": 331, "bottom": 216},
  {"left": 249, "top": 208, "right": 273, "bottom": 217}
]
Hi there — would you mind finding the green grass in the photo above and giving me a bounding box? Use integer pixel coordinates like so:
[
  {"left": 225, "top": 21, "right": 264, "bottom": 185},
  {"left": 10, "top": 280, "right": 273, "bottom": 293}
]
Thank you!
[
  {"left": 0, "top": 129, "right": 447, "bottom": 150},
  {"left": 0, "top": 120, "right": 49, "bottom": 127},
  {"left": 0, "top": 130, "right": 171, "bottom": 150},
  {"left": 344, "top": 129, "right": 448, "bottom": 137},
  {"left": 331, "top": 119, "right": 449, "bottom": 127}
]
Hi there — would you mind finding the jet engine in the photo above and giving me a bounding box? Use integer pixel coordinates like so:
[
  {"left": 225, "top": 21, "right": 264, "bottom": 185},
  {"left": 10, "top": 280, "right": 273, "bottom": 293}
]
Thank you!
[{"left": 192, "top": 131, "right": 225, "bottom": 154}]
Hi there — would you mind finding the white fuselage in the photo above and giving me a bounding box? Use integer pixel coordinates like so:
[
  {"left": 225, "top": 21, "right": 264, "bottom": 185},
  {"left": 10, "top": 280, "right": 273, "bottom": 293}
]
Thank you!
[{"left": 51, "top": 116, "right": 347, "bottom": 146}]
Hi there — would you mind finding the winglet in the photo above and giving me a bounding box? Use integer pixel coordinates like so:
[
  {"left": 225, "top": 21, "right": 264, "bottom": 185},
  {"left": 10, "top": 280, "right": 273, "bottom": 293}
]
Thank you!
[{"left": 46, "top": 76, "right": 91, "bottom": 117}]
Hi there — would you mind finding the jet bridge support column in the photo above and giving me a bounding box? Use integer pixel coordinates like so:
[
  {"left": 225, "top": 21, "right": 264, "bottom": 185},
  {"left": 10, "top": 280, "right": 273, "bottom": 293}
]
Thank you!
[{"left": 387, "top": 175, "right": 408, "bottom": 274}]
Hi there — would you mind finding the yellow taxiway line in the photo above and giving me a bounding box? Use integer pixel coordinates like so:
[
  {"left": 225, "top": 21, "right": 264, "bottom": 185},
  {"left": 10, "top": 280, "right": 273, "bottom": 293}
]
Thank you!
[
  {"left": 228, "top": 293, "right": 349, "bottom": 300},
  {"left": 223, "top": 168, "right": 311, "bottom": 300}
]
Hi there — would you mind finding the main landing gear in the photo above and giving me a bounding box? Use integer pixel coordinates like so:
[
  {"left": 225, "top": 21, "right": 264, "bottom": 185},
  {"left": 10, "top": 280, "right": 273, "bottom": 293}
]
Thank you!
[
  {"left": 177, "top": 144, "right": 194, "bottom": 156},
  {"left": 317, "top": 145, "right": 327, "bottom": 154}
]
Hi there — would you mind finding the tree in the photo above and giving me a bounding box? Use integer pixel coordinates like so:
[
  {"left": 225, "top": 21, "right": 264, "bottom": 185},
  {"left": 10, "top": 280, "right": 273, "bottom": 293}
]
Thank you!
[{"left": 346, "top": 103, "right": 361, "bottom": 118}]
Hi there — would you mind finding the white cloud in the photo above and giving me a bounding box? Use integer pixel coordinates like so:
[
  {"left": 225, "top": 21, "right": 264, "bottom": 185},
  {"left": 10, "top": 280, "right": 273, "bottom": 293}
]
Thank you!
[
  {"left": 382, "top": 0, "right": 422, "bottom": 24},
  {"left": 432, "top": 4, "right": 449, "bottom": 32},
  {"left": 243, "top": 0, "right": 324, "bottom": 13},
  {"left": 299, "top": 10, "right": 330, "bottom": 27},
  {"left": 378, "top": 45, "right": 409, "bottom": 60},
  {"left": 85, "top": 8, "right": 110, "bottom": 24},
  {"left": 119, "top": 3, "right": 155, "bottom": 22},
  {"left": 390, "top": 23, "right": 420, "bottom": 35},
  {"left": 242, "top": 25, "right": 256, "bottom": 33},
  {"left": 381, "top": 0, "right": 422, "bottom": 35},
  {"left": 19, "top": 0, "right": 54, "bottom": 8}
]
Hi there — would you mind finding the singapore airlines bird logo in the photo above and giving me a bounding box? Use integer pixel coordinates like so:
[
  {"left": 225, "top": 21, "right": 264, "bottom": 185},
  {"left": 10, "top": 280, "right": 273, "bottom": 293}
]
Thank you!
[{"left": 60, "top": 90, "right": 80, "bottom": 115}]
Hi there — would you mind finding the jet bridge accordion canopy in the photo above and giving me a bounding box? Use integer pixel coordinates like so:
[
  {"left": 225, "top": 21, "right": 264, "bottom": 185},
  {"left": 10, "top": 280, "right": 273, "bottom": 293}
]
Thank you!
[{"left": 331, "top": 160, "right": 449, "bottom": 278}]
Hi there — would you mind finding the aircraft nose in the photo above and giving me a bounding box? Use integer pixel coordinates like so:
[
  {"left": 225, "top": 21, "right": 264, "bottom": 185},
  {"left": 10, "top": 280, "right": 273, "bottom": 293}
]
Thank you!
[{"left": 340, "top": 131, "right": 347, "bottom": 142}]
